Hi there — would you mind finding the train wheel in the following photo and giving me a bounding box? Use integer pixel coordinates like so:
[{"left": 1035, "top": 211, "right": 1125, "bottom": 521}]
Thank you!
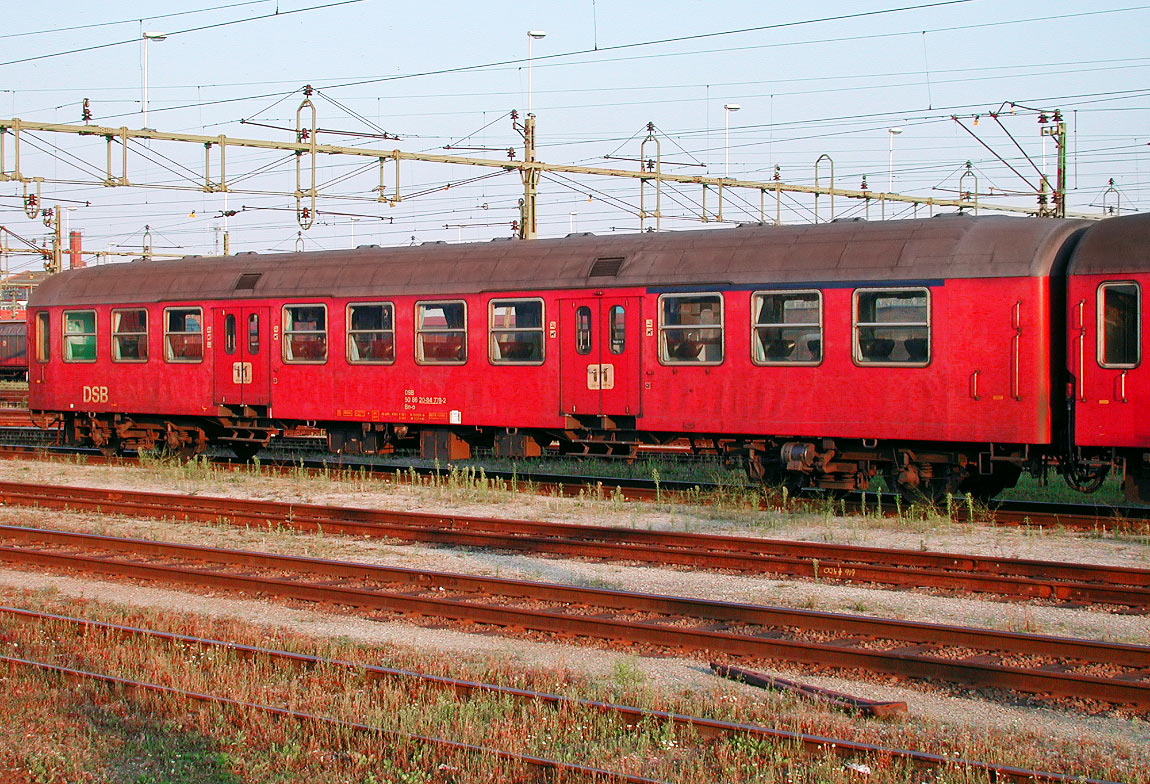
[{"left": 885, "top": 464, "right": 964, "bottom": 506}]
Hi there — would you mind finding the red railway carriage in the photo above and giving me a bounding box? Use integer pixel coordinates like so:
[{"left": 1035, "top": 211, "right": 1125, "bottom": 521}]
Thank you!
[
  {"left": 0, "top": 321, "right": 28, "bottom": 381},
  {"left": 24, "top": 213, "right": 1147, "bottom": 500},
  {"left": 1064, "top": 213, "right": 1150, "bottom": 500}
]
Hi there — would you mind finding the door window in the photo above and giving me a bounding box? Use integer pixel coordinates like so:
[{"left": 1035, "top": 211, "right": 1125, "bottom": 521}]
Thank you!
[
  {"left": 575, "top": 306, "right": 592, "bottom": 355},
  {"left": 608, "top": 305, "right": 625, "bottom": 355},
  {"left": 1098, "top": 282, "right": 1140, "bottom": 368},
  {"left": 224, "top": 314, "right": 237, "bottom": 355},
  {"left": 248, "top": 313, "right": 260, "bottom": 355},
  {"left": 35, "top": 312, "right": 49, "bottom": 363}
]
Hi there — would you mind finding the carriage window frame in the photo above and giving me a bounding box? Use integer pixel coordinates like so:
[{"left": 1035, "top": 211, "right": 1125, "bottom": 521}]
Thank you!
[
  {"left": 608, "top": 305, "right": 626, "bottom": 355},
  {"left": 657, "top": 292, "right": 725, "bottom": 366},
  {"left": 111, "top": 307, "right": 149, "bottom": 363},
  {"left": 35, "top": 311, "right": 50, "bottom": 364},
  {"left": 575, "top": 306, "right": 593, "bottom": 356},
  {"left": 282, "top": 303, "right": 328, "bottom": 364},
  {"left": 489, "top": 297, "right": 545, "bottom": 366},
  {"left": 751, "top": 289, "right": 823, "bottom": 366},
  {"left": 415, "top": 299, "right": 468, "bottom": 365},
  {"left": 346, "top": 302, "right": 396, "bottom": 365},
  {"left": 62, "top": 309, "right": 97, "bottom": 363},
  {"left": 247, "top": 313, "right": 260, "bottom": 356},
  {"left": 1097, "top": 281, "right": 1141, "bottom": 369},
  {"left": 163, "top": 306, "right": 204, "bottom": 364},
  {"left": 852, "top": 287, "right": 931, "bottom": 367},
  {"left": 223, "top": 314, "right": 237, "bottom": 356}
]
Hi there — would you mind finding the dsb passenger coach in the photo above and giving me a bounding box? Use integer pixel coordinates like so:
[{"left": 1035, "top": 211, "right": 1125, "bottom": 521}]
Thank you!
[{"left": 26, "top": 213, "right": 1150, "bottom": 503}]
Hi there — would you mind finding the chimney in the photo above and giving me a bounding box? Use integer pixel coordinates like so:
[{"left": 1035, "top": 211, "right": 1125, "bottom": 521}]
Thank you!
[{"left": 69, "top": 231, "right": 85, "bottom": 269}]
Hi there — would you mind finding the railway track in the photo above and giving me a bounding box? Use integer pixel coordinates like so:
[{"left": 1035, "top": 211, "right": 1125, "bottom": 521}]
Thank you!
[
  {"left": 0, "top": 524, "right": 1146, "bottom": 709},
  {"left": 0, "top": 606, "right": 1118, "bottom": 784},
  {"left": 0, "top": 432, "right": 1146, "bottom": 530},
  {"left": 0, "top": 480, "right": 1145, "bottom": 609}
]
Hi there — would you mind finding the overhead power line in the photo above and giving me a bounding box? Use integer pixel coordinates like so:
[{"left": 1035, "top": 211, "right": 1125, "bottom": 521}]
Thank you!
[
  {"left": 0, "top": 0, "right": 365, "bottom": 69},
  {"left": 0, "top": 1, "right": 273, "bottom": 41}
]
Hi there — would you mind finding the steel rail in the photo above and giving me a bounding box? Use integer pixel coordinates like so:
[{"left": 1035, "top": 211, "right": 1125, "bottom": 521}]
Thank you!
[
  {"left": 0, "top": 480, "right": 1144, "bottom": 608},
  {"left": 0, "top": 409, "right": 32, "bottom": 428},
  {"left": 0, "top": 525, "right": 1146, "bottom": 708},
  {"left": 1, "top": 434, "right": 1147, "bottom": 530},
  {"left": 0, "top": 654, "right": 665, "bottom": 784},
  {"left": 0, "top": 606, "right": 1118, "bottom": 784}
]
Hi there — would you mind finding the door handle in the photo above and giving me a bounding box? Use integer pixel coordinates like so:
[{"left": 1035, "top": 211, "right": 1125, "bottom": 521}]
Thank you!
[{"left": 1075, "top": 299, "right": 1087, "bottom": 402}]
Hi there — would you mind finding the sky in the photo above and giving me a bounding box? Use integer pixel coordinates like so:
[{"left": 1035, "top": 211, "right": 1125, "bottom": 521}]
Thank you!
[{"left": 0, "top": 0, "right": 1147, "bottom": 266}]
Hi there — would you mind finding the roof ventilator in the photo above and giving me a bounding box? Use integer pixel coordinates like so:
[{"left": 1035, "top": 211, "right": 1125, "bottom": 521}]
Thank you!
[
  {"left": 234, "top": 272, "right": 263, "bottom": 291},
  {"left": 588, "top": 256, "right": 625, "bottom": 277}
]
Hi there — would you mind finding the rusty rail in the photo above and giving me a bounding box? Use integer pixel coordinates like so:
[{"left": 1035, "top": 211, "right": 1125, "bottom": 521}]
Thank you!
[
  {"left": 0, "top": 606, "right": 1118, "bottom": 784},
  {"left": 0, "top": 480, "right": 1144, "bottom": 608},
  {"left": 0, "top": 441, "right": 1146, "bottom": 530},
  {"left": 0, "top": 653, "right": 665, "bottom": 783},
  {"left": 711, "top": 663, "right": 908, "bottom": 717},
  {"left": 0, "top": 525, "right": 1146, "bottom": 708}
]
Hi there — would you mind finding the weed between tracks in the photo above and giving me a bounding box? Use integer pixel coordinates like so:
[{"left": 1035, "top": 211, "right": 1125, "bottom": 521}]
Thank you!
[
  {"left": 0, "top": 589, "right": 1143, "bottom": 784},
  {"left": 23, "top": 448, "right": 1150, "bottom": 553}
]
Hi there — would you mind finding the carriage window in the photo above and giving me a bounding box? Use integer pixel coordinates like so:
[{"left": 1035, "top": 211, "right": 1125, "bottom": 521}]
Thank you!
[
  {"left": 490, "top": 299, "right": 544, "bottom": 364},
  {"left": 62, "top": 310, "right": 97, "bottom": 362},
  {"left": 576, "top": 306, "right": 592, "bottom": 356},
  {"left": 416, "top": 301, "right": 466, "bottom": 364},
  {"left": 753, "top": 291, "right": 822, "bottom": 365},
  {"left": 248, "top": 313, "right": 260, "bottom": 355},
  {"left": 609, "top": 305, "right": 625, "bottom": 355},
  {"left": 283, "top": 305, "right": 327, "bottom": 363},
  {"left": 36, "top": 312, "right": 49, "bottom": 363},
  {"left": 224, "top": 314, "right": 237, "bottom": 355},
  {"left": 347, "top": 302, "right": 395, "bottom": 364},
  {"left": 854, "top": 288, "right": 930, "bottom": 365},
  {"left": 659, "top": 293, "right": 723, "bottom": 364},
  {"left": 112, "top": 308, "right": 148, "bottom": 362},
  {"left": 163, "top": 307, "right": 203, "bottom": 363},
  {"left": 1098, "top": 282, "right": 1140, "bottom": 368}
]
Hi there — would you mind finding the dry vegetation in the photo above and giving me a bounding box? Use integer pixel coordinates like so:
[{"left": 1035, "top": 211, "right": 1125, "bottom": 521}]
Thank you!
[{"left": 0, "top": 454, "right": 1145, "bottom": 783}]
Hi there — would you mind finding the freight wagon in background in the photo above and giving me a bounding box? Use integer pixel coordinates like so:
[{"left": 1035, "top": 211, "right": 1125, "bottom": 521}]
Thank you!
[
  {"left": 24, "top": 212, "right": 1150, "bottom": 503},
  {"left": 0, "top": 321, "right": 28, "bottom": 381}
]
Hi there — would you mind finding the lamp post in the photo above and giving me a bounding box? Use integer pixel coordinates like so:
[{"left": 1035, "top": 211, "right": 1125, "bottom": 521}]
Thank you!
[
  {"left": 141, "top": 31, "right": 167, "bottom": 128},
  {"left": 887, "top": 127, "right": 904, "bottom": 193},
  {"left": 527, "top": 30, "right": 546, "bottom": 114},
  {"left": 723, "top": 104, "right": 741, "bottom": 178}
]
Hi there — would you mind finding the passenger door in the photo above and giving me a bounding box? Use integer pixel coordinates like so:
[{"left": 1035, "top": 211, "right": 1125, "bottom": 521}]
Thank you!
[
  {"left": 1070, "top": 278, "right": 1144, "bottom": 446},
  {"left": 213, "top": 306, "right": 271, "bottom": 408},
  {"left": 559, "top": 297, "right": 641, "bottom": 417}
]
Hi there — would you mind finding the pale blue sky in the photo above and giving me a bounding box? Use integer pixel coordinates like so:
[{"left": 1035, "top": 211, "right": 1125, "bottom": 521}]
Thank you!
[{"left": 1, "top": 1, "right": 1147, "bottom": 261}]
